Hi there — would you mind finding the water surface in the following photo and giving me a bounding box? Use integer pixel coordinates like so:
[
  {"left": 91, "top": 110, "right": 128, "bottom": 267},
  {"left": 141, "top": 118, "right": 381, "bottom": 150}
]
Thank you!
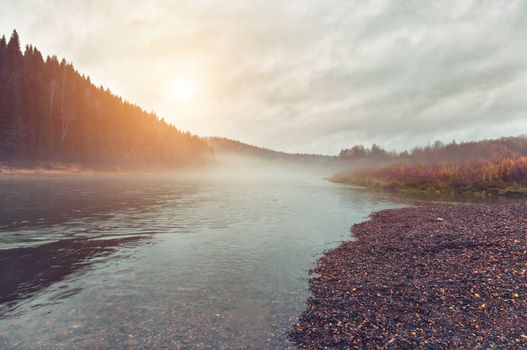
[{"left": 0, "top": 174, "right": 400, "bottom": 349}]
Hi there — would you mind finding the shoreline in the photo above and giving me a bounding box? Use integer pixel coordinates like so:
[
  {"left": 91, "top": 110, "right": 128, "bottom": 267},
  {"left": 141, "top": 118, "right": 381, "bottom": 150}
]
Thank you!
[
  {"left": 329, "top": 177, "right": 527, "bottom": 199},
  {"left": 0, "top": 165, "right": 198, "bottom": 177},
  {"left": 289, "top": 204, "right": 527, "bottom": 349},
  {"left": 0, "top": 167, "right": 154, "bottom": 177}
]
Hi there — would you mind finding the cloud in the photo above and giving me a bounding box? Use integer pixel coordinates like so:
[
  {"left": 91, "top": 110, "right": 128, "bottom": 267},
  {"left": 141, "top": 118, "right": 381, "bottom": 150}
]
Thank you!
[{"left": 1, "top": 0, "right": 526, "bottom": 154}]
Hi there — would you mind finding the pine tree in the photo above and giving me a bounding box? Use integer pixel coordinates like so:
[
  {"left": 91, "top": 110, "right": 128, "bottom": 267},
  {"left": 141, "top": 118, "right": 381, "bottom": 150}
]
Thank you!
[
  {"left": 0, "top": 35, "right": 6, "bottom": 70},
  {"left": 0, "top": 35, "right": 7, "bottom": 139},
  {"left": 2, "top": 30, "right": 26, "bottom": 154},
  {"left": 6, "top": 30, "right": 21, "bottom": 64}
]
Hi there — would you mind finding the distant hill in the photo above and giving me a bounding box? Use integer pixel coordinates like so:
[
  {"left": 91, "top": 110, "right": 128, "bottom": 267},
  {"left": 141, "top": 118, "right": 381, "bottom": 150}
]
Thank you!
[
  {"left": 0, "top": 30, "right": 210, "bottom": 170},
  {"left": 205, "top": 137, "right": 355, "bottom": 175},
  {"left": 206, "top": 137, "right": 336, "bottom": 163},
  {"left": 207, "top": 136, "right": 527, "bottom": 174}
]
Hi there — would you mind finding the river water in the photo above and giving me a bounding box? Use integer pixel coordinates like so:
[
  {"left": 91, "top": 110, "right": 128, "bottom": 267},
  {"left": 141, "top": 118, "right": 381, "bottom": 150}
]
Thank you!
[{"left": 0, "top": 173, "right": 400, "bottom": 349}]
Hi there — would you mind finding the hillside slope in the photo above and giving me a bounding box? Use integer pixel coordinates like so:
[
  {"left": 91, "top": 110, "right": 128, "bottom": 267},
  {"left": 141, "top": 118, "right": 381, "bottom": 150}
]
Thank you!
[{"left": 0, "top": 30, "right": 210, "bottom": 170}]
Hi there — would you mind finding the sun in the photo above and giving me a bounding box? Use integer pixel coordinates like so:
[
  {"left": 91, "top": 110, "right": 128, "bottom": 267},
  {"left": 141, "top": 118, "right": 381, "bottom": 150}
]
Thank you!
[{"left": 171, "top": 79, "right": 195, "bottom": 102}]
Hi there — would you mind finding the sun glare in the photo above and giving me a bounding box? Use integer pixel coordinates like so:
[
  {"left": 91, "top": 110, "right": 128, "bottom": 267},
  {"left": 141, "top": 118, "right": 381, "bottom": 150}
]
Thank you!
[{"left": 172, "top": 79, "right": 195, "bottom": 102}]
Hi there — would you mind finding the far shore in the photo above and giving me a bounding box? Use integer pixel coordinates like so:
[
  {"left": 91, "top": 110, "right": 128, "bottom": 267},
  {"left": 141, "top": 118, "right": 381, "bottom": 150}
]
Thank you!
[
  {"left": 0, "top": 164, "right": 92, "bottom": 176},
  {"left": 289, "top": 204, "right": 527, "bottom": 349},
  {"left": 0, "top": 165, "right": 146, "bottom": 177},
  {"left": 0, "top": 164, "right": 195, "bottom": 177}
]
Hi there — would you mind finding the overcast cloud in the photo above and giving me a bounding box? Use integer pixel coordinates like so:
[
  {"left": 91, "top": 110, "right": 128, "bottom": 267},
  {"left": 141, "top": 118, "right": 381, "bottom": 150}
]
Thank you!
[{"left": 1, "top": 0, "right": 526, "bottom": 154}]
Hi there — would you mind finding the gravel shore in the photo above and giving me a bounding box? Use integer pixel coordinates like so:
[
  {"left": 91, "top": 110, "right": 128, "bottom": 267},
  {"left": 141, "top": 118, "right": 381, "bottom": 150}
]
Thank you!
[{"left": 289, "top": 204, "right": 527, "bottom": 349}]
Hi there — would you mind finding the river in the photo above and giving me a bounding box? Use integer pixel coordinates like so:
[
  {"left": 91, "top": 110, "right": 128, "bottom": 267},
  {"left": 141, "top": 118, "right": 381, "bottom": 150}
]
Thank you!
[{"left": 0, "top": 173, "right": 400, "bottom": 349}]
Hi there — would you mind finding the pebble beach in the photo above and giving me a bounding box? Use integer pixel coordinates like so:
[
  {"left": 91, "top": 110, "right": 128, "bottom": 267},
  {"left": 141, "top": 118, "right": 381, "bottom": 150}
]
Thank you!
[{"left": 289, "top": 204, "right": 527, "bottom": 349}]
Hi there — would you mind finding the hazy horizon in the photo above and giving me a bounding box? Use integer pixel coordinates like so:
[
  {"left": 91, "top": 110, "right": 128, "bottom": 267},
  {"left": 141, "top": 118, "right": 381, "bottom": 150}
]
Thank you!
[{"left": 1, "top": 1, "right": 526, "bottom": 154}]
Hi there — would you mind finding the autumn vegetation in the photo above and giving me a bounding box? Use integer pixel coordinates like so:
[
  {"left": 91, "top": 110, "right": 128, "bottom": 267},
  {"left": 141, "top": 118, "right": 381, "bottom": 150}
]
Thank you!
[{"left": 332, "top": 137, "right": 527, "bottom": 198}]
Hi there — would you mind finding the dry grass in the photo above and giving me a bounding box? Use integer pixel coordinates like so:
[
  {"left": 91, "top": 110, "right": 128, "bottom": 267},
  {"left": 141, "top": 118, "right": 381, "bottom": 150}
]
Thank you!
[{"left": 331, "top": 157, "right": 527, "bottom": 197}]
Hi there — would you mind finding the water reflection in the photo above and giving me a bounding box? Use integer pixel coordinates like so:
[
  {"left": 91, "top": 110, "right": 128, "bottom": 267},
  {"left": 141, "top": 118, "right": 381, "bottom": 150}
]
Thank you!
[
  {"left": 0, "top": 176, "right": 192, "bottom": 231},
  {"left": 0, "top": 175, "right": 194, "bottom": 316},
  {"left": 0, "top": 235, "right": 144, "bottom": 309}
]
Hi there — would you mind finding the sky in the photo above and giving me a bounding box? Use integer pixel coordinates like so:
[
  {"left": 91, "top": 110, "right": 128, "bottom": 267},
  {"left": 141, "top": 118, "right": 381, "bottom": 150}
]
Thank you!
[{"left": 1, "top": 0, "right": 526, "bottom": 155}]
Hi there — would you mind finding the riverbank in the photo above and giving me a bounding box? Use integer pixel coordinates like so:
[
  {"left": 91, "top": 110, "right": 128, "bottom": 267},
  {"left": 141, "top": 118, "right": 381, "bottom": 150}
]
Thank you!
[
  {"left": 330, "top": 176, "right": 527, "bottom": 199},
  {"left": 0, "top": 164, "right": 171, "bottom": 177},
  {"left": 289, "top": 204, "right": 527, "bottom": 349},
  {"left": 330, "top": 157, "right": 527, "bottom": 199},
  {"left": 0, "top": 164, "right": 90, "bottom": 176}
]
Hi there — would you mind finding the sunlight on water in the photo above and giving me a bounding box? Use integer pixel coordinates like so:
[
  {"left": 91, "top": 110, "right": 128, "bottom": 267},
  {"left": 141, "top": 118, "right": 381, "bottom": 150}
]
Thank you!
[{"left": 0, "top": 175, "right": 401, "bottom": 348}]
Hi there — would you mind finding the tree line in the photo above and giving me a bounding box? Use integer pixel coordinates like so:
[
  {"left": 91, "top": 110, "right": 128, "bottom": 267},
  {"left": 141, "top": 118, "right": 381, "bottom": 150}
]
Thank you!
[
  {"left": 0, "top": 30, "right": 210, "bottom": 169},
  {"left": 338, "top": 136, "right": 527, "bottom": 165}
]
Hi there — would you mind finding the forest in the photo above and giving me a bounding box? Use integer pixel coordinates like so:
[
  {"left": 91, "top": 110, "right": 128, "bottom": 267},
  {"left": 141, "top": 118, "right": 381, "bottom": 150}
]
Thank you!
[{"left": 0, "top": 31, "right": 210, "bottom": 170}]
